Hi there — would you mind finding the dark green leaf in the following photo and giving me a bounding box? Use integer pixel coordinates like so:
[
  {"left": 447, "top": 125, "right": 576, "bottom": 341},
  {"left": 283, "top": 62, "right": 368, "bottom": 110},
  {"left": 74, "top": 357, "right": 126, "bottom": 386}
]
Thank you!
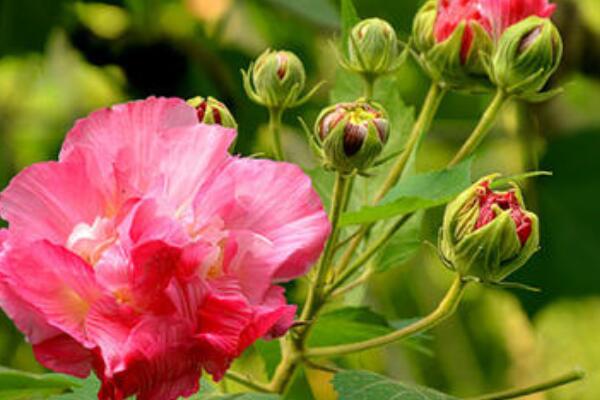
[
  {"left": 340, "top": 0, "right": 360, "bottom": 56},
  {"left": 263, "top": 0, "right": 339, "bottom": 29},
  {"left": 254, "top": 339, "right": 282, "bottom": 380},
  {"left": 340, "top": 158, "right": 473, "bottom": 226},
  {"left": 0, "top": 367, "right": 80, "bottom": 399},
  {"left": 333, "top": 370, "right": 459, "bottom": 400},
  {"left": 308, "top": 307, "right": 393, "bottom": 347}
]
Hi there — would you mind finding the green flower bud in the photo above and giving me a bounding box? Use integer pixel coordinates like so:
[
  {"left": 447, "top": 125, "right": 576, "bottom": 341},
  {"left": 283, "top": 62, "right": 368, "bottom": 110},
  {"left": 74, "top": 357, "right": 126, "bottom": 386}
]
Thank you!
[
  {"left": 188, "top": 96, "right": 237, "bottom": 129},
  {"left": 348, "top": 18, "right": 399, "bottom": 76},
  {"left": 315, "top": 101, "right": 389, "bottom": 174},
  {"left": 491, "top": 16, "right": 563, "bottom": 98},
  {"left": 412, "top": 0, "right": 493, "bottom": 91},
  {"left": 251, "top": 49, "right": 306, "bottom": 109},
  {"left": 439, "top": 175, "right": 540, "bottom": 283}
]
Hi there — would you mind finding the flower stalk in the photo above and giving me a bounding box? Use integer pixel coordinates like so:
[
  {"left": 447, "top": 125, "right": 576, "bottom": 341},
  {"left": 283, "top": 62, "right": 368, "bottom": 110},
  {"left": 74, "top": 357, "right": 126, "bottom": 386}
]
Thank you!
[
  {"left": 305, "top": 275, "right": 468, "bottom": 357},
  {"left": 268, "top": 108, "right": 285, "bottom": 160}
]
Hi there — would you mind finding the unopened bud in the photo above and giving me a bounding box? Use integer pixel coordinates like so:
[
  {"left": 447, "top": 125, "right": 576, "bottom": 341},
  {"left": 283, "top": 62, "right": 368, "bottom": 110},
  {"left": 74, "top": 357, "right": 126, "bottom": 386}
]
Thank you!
[
  {"left": 251, "top": 49, "right": 306, "bottom": 109},
  {"left": 438, "top": 176, "right": 540, "bottom": 283},
  {"left": 315, "top": 101, "right": 388, "bottom": 173},
  {"left": 188, "top": 96, "right": 237, "bottom": 129},
  {"left": 491, "top": 16, "right": 562, "bottom": 98},
  {"left": 348, "top": 18, "right": 399, "bottom": 76}
]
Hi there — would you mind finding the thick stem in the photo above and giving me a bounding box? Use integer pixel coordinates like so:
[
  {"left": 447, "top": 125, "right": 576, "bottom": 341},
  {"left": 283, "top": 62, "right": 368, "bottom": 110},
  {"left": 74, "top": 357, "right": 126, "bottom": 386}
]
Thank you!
[
  {"left": 305, "top": 276, "right": 468, "bottom": 358},
  {"left": 468, "top": 369, "right": 585, "bottom": 400},
  {"left": 300, "top": 173, "right": 351, "bottom": 322},
  {"left": 363, "top": 75, "right": 375, "bottom": 100},
  {"left": 269, "top": 108, "right": 285, "bottom": 161},
  {"left": 449, "top": 89, "right": 508, "bottom": 167},
  {"left": 374, "top": 82, "right": 446, "bottom": 203}
]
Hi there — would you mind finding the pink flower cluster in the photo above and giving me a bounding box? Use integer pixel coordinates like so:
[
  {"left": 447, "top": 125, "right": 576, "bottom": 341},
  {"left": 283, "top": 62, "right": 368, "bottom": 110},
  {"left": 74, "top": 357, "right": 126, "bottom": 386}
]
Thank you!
[
  {"left": 0, "top": 98, "right": 330, "bottom": 399},
  {"left": 434, "top": 0, "right": 556, "bottom": 63}
]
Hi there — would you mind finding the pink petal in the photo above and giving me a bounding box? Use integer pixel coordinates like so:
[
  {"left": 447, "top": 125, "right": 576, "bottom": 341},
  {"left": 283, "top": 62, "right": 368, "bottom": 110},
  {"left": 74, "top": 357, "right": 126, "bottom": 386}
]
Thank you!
[
  {"left": 0, "top": 151, "right": 105, "bottom": 244},
  {"left": 33, "top": 334, "right": 93, "bottom": 378},
  {"left": 194, "top": 158, "right": 330, "bottom": 282},
  {"left": 0, "top": 241, "right": 102, "bottom": 345}
]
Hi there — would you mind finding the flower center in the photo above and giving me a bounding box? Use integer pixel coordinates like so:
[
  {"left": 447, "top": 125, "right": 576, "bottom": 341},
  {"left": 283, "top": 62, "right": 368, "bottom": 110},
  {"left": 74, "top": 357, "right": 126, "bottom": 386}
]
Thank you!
[{"left": 66, "top": 217, "right": 117, "bottom": 265}]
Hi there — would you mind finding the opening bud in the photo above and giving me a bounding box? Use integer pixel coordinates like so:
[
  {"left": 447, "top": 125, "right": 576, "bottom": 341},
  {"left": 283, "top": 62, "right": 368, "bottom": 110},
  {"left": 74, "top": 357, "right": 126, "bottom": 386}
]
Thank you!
[
  {"left": 188, "top": 96, "right": 237, "bottom": 129},
  {"left": 438, "top": 175, "right": 540, "bottom": 283},
  {"left": 490, "top": 16, "right": 563, "bottom": 99},
  {"left": 315, "top": 101, "right": 389, "bottom": 174},
  {"left": 347, "top": 18, "right": 399, "bottom": 77},
  {"left": 248, "top": 49, "right": 306, "bottom": 109}
]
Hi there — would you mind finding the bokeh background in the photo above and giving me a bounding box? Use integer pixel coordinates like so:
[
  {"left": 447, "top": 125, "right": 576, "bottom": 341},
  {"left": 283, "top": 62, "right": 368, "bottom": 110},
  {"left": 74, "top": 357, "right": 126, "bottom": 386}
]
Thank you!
[{"left": 0, "top": 0, "right": 599, "bottom": 399}]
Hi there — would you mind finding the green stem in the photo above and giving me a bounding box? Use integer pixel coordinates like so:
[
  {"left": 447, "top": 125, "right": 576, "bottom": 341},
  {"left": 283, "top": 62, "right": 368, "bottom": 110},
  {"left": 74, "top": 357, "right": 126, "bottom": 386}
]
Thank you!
[
  {"left": 225, "top": 370, "right": 272, "bottom": 393},
  {"left": 305, "top": 276, "right": 468, "bottom": 358},
  {"left": 269, "top": 108, "right": 284, "bottom": 161},
  {"left": 374, "top": 82, "right": 446, "bottom": 203},
  {"left": 328, "top": 214, "right": 411, "bottom": 295},
  {"left": 300, "top": 173, "right": 351, "bottom": 322},
  {"left": 468, "top": 369, "right": 585, "bottom": 400},
  {"left": 364, "top": 75, "right": 375, "bottom": 100},
  {"left": 449, "top": 89, "right": 508, "bottom": 167}
]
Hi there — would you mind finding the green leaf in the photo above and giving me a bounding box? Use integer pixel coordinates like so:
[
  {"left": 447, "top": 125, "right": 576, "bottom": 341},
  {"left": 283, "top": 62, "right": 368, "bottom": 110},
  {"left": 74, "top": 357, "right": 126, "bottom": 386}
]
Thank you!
[
  {"left": 308, "top": 307, "right": 393, "bottom": 347},
  {"left": 333, "top": 370, "right": 459, "bottom": 400},
  {"left": 48, "top": 375, "right": 99, "bottom": 400},
  {"left": 263, "top": 0, "right": 339, "bottom": 29},
  {"left": 202, "top": 393, "right": 280, "bottom": 400},
  {"left": 340, "top": 0, "right": 360, "bottom": 57},
  {"left": 373, "top": 211, "right": 423, "bottom": 273},
  {"left": 0, "top": 368, "right": 81, "bottom": 399},
  {"left": 340, "top": 158, "right": 473, "bottom": 226},
  {"left": 254, "top": 339, "right": 282, "bottom": 380}
]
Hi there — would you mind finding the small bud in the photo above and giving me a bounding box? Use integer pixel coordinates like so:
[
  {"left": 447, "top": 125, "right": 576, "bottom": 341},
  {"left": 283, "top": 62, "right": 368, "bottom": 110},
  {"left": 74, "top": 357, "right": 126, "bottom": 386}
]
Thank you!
[
  {"left": 490, "top": 16, "right": 562, "bottom": 98},
  {"left": 438, "top": 176, "right": 540, "bottom": 283},
  {"left": 315, "top": 101, "right": 389, "bottom": 173},
  {"left": 188, "top": 96, "right": 237, "bottom": 129},
  {"left": 251, "top": 49, "right": 306, "bottom": 109},
  {"left": 348, "top": 18, "right": 399, "bottom": 76}
]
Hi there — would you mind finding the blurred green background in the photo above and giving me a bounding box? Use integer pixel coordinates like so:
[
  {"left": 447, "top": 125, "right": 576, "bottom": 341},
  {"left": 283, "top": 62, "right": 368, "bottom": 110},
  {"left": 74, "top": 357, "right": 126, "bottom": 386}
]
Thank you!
[{"left": 0, "top": 0, "right": 599, "bottom": 399}]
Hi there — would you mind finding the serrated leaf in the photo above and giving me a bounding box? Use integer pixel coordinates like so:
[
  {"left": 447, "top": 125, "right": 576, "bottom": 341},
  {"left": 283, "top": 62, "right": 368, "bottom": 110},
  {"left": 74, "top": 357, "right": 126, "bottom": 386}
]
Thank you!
[
  {"left": 340, "top": 158, "right": 473, "bottom": 226},
  {"left": 333, "top": 370, "right": 459, "bottom": 400},
  {"left": 308, "top": 307, "right": 393, "bottom": 347},
  {"left": 0, "top": 368, "right": 81, "bottom": 399}
]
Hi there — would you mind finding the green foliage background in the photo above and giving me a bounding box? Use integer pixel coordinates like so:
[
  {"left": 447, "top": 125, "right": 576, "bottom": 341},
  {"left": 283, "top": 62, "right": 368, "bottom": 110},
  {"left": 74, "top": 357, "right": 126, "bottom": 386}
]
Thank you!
[{"left": 0, "top": 0, "right": 599, "bottom": 398}]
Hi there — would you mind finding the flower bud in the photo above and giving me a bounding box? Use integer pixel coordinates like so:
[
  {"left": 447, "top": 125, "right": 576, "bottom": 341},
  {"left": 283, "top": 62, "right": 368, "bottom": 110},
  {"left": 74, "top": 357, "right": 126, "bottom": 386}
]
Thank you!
[
  {"left": 412, "top": 0, "right": 493, "bottom": 91},
  {"left": 251, "top": 49, "right": 306, "bottom": 109},
  {"left": 438, "top": 176, "right": 540, "bottom": 283},
  {"left": 490, "top": 16, "right": 562, "bottom": 98},
  {"left": 348, "top": 18, "right": 399, "bottom": 76},
  {"left": 315, "top": 101, "right": 389, "bottom": 173},
  {"left": 188, "top": 96, "right": 237, "bottom": 129}
]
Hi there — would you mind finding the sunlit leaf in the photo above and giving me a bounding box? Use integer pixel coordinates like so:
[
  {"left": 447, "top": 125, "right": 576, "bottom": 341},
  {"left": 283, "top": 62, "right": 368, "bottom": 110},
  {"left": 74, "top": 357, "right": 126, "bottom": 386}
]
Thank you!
[{"left": 333, "top": 370, "right": 458, "bottom": 400}]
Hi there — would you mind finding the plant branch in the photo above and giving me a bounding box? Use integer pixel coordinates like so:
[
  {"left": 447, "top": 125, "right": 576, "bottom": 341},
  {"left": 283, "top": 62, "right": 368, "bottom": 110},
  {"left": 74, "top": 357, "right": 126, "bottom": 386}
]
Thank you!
[
  {"left": 467, "top": 369, "right": 586, "bottom": 400},
  {"left": 225, "top": 370, "right": 272, "bottom": 393},
  {"left": 305, "top": 275, "right": 468, "bottom": 358}
]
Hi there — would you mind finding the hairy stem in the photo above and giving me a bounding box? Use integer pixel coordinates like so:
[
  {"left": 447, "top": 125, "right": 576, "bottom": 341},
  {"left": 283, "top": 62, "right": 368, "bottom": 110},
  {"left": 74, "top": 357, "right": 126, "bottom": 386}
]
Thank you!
[
  {"left": 449, "top": 89, "right": 508, "bottom": 167},
  {"left": 269, "top": 108, "right": 285, "bottom": 161},
  {"left": 468, "top": 369, "right": 585, "bottom": 400},
  {"left": 305, "top": 276, "right": 467, "bottom": 358}
]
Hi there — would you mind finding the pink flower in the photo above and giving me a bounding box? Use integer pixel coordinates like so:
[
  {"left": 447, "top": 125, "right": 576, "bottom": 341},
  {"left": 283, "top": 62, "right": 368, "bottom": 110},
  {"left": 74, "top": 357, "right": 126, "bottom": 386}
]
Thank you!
[
  {"left": 434, "top": 0, "right": 556, "bottom": 63},
  {"left": 0, "top": 98, "right": 330, "bottom": 400}
]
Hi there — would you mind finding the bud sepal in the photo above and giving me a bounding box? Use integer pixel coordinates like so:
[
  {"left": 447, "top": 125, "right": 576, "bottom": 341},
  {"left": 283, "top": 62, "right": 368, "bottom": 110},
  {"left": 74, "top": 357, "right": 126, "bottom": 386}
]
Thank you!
[
  {"left": 438, "top": 175, "right": 540, "bottom": 283},
  {"left": 187, "top": 96, "right": 238, "bottom": 129}
]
